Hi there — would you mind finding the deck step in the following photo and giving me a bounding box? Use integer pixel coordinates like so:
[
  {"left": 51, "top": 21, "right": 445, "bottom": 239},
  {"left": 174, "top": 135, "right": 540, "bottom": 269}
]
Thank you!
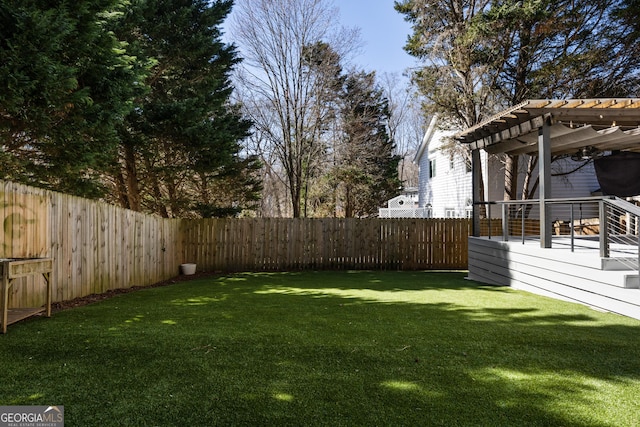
[
  {"left": 623, "top": 274, "right": 640, "bottom": 289},
  {"left": 603, "top": 258, "right": 639, "bottom": 271}
]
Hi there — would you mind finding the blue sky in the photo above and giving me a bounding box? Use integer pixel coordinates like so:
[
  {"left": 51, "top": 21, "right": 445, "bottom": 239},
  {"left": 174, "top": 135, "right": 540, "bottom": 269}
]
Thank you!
[
  {"left": 337, "top": 1, "right": 416, "bottom": 76},
  {"left": 224, "top": 1, "right": 417, "bottom": 77}
]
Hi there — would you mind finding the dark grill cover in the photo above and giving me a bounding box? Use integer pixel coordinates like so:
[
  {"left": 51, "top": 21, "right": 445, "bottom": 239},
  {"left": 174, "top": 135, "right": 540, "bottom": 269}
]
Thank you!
[{"left": 594, "top": 152, "right": 640, "bottom": 197}]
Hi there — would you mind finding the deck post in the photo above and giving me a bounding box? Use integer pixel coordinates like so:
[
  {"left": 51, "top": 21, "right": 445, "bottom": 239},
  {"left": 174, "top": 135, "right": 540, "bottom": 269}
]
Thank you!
[
  {"left": 538, "top": 116, "right": 552, "bottom": 248},
  {"left": 637, "top": 232, "right": 640, "bottom": 275},
  {"left": 570, "top": 204, "right": 575, "bottom": 252},
  {"left": 599, "top": 200, "right": 609, "bottom": 258},
  {"left": 472, "top": 149, "right": 482, "bottom": 237},
  {"left": 521, "top": 205, "right": 526, "bottom": 244},
  {"left": 502, "top": 203, "right": 509, "bottom": 241}
]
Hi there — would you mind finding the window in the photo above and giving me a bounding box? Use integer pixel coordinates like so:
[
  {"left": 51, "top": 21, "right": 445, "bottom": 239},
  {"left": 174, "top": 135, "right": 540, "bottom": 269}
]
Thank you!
[
  {"left": 465, "top": 199, "right": 473, "bottom": 218},
  {"left": 445, "top": 208, "right": 456, "bottom": 218},
  {"left": 465, "top": 157, "right": 472, "bottom": 173},
  {"left": 429, "top": 159, "right": 436, "bottom": 178}
]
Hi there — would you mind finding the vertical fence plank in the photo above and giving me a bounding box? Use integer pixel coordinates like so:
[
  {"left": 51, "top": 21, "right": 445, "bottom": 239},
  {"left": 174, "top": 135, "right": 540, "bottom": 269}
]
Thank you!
[{"left": 2, "top": 180, "right": 476, "bottom": 308}]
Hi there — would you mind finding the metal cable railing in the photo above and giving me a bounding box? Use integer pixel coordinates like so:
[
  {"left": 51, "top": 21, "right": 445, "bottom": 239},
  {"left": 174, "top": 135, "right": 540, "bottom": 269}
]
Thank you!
[
  {"left": 476, "top": 196, "right": 640, "bottom": 271},
  {"left": 602, "top": 198, "right": 640, "bottom": 270}
]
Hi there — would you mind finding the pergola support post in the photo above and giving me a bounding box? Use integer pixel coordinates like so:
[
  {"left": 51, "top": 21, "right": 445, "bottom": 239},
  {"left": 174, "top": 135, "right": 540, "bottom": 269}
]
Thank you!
[
  {"left": 539, "top": 116, "right": 552, "bottom": 248},
  {"left": 472, "top": 148, "right": 482, "bottom": 237}
]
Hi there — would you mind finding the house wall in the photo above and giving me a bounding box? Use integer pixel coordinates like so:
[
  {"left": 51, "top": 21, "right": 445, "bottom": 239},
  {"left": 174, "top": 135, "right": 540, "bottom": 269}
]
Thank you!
[
  {"left": 518, "top": 156, "right": 601, "bottom": 219},
  {"left": 416, "top": 128, "right": 502, "bottom": 218},
  {"left": 419, "top": 134, "right": 473, "bottom": 218}
]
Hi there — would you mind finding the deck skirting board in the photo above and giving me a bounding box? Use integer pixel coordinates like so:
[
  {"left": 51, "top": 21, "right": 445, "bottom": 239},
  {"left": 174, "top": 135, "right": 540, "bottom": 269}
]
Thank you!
[
  {"left": 469, "top": 245, "right": 639, "bottom": 290},
  {"left": 468, "top": 237, "right": 640, "bottom": 320}
]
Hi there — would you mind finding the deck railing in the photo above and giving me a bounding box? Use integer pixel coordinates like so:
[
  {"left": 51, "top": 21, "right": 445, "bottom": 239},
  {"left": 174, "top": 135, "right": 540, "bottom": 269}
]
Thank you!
[{"left": 479, "top": 196, "right": 640, "bottom": 271}]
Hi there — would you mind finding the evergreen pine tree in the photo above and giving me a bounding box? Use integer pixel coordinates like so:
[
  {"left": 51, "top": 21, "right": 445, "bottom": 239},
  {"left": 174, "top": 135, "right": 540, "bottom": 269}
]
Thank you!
[
  {"left": 111, "top": 0, "right": 260, "bottom": 217},
  {"left": 335, "top": 71, "right": 401, "bottom": 218},
  {"left": 0, "top": 0, "right": 139, "bottom": 197}
]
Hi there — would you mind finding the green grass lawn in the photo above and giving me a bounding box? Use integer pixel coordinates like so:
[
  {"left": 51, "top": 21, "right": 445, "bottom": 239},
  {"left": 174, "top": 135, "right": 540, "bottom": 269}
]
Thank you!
[{"left": 1, "top": 271, "right": 639, "bottom": 426}]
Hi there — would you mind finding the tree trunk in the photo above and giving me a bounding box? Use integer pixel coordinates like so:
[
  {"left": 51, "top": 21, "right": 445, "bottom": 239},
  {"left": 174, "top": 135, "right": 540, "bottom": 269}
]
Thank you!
[
  {"left": 142, "top": 155, "right": 169, "bottom": 218},
  {"left": 290, "top": 174, "right": 302, "bottom": 218},
  {"left": 123, "top": 144, "right": 141, "bottom": 211},
  {"left": 345, "top": 184, "right": 353, "bottom": 218},
  {"left": 114, "top": 170, "right": 131, "bottom": 209}
]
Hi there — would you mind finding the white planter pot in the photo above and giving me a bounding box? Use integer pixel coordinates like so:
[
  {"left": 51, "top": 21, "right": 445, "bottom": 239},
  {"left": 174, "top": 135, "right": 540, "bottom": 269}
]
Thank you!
[{"left": 180, "top": 263, "right": 196, "bottom": 275}]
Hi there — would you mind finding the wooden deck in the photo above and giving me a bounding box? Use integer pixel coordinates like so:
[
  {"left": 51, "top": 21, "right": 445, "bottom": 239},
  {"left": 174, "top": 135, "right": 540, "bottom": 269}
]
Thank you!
[{"left": 468, "top": 236, "right": 640, "bottom": 320}]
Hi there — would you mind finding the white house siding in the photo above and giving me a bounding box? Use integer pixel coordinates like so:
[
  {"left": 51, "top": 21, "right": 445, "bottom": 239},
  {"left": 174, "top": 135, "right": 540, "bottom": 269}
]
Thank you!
[
  {"left": 517, "top": 156, "right": 601, "bottom": 220},
  {"left": 416, "top": 140, "right": 431, "bottom": 211},
  {"left": 421, "top": 140, "right": 473, "bottom": 218},
  {"left": 415, "top": 120, "right": 441, "bottom": 211},
  {"left": 415, "top": 125, "right": 502, "bottom": 218}
]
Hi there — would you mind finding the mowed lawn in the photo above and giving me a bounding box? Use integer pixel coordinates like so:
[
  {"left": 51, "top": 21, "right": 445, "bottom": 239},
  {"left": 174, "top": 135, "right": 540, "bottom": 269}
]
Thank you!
[{"left": 1, "top": 271, "right": 639, "bottom": 426}]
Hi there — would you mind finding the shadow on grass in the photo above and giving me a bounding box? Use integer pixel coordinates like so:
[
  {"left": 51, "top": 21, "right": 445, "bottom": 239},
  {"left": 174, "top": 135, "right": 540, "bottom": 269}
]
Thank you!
[{"left": 1, "top": 271, "right": 639, "bottom": 426}]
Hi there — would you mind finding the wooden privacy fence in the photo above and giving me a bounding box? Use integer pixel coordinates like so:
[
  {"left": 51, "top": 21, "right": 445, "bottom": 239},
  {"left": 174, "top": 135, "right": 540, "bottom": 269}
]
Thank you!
[
  {"left": 181, "top": 218, "right": 470, "bottom": 272},
  {"left": 1, "top": 181, "right": 472, "bottom": 308},
  {"left": 1, "top": 181, "right": 181, "bottom": 308}
]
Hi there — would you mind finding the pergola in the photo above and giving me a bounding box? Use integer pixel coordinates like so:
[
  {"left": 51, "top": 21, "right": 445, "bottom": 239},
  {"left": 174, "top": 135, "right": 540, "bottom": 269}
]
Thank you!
[{"left": 453, "top": 98, "right": 640, "bottom": 247}]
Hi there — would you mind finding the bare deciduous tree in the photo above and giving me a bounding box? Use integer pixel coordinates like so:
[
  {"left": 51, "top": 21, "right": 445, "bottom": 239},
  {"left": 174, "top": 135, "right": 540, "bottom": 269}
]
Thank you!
[
  {"left": 230, "top": 0, "right": 360, "bottom": 217},
  {"left": 380, "top": 72, "right": 426, "bottom": 189}
]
